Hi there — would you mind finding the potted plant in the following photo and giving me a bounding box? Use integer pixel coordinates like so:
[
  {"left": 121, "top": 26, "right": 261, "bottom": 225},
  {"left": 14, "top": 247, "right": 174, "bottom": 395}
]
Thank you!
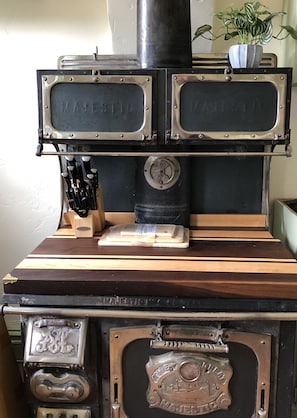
[{"left": 193, "top": 1, "right": 297, "bottom": 68}]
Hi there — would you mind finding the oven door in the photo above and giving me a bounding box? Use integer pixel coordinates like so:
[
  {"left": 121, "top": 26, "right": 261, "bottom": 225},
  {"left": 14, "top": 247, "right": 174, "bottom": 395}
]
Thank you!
[{"left": 108, "top": 322, "right": 274, "bottom": 418}]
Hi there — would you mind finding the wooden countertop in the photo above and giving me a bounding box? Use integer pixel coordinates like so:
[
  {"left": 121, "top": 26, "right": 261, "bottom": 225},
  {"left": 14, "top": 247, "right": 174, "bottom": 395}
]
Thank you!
[{"left": 3, "top": 213, "right": 297, "bottom": 300}]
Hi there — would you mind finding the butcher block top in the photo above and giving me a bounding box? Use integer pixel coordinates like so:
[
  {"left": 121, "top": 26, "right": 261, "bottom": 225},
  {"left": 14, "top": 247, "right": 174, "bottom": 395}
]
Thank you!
[{"left": 3, "top": 213, "right": 297, "bottom": 301}]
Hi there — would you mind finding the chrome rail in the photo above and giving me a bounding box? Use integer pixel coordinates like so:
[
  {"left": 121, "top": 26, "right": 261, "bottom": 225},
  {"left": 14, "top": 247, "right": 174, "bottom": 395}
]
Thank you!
[
  {"left": 36, "top": 148, "right": 292, "bottom": 158},
  {"left": 2, "top": 304, "right": 297, "bottom": 321}
]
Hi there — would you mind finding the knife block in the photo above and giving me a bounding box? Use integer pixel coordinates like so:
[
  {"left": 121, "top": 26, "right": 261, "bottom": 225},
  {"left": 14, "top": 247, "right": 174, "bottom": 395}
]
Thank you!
[
  {"left": 73, "top": 213, "right": 95, "bottom": 238},
  {"left": 65, "top": 187, "right": 105, "bottom": 238}
]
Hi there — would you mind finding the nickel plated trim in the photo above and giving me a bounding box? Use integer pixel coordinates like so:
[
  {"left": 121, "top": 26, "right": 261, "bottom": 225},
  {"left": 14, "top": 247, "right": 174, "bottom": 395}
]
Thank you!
[
  {"left": 109, "top": 325, "right": 271, "bottom": 417},
  {"left": 30, "top": 369, "right": 90, "bottom": 403},
  {"left": 171, "top": 73, "right": 288, "bottom": 141},
  {"left": 57, "top": 52, "right": 277, "bottom": 71},
  {"left": 23, "top": 316, "right": 87, "bottom": 366},
  {"left": 144, "top": 156, "right": 181, "bottom": 190},
  {"left": 41, "top": 74, "right": 153, "bottom": 142},
  {"left": 2, "top": 305, "right": 297, "bottom": 321},
  {"left": 37, "top": 149, "right": 292, "bottom": 158},
  {"left": 224, "top": 330, "right": 271, "bottom": 417}
]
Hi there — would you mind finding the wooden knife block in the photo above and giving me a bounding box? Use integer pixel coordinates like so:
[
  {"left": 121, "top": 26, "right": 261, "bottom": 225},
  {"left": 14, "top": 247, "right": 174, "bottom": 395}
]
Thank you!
[{"left": 65, "top": 188, "right": 105, "bottom": 238}]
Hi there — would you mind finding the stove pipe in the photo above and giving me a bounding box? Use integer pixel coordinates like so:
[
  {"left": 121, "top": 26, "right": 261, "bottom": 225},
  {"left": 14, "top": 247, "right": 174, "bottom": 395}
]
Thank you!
[
  {"left": 135, "top": 0, "right": 192, "bottom": 227},
  {"left": 137, "top": 0, "right": 192, "bottom": 68}
]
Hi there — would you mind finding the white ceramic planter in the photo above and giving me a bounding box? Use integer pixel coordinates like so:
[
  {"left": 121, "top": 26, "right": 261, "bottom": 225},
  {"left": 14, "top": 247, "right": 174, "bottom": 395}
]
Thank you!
[{"left": 228, "top": 44, "right": 263, "bottom": 68}]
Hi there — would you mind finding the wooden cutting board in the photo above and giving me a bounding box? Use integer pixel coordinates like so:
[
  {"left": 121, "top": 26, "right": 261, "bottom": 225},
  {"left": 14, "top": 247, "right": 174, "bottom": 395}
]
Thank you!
[{"left": 98, "top": 224, "right": 189, "bottom": 248}]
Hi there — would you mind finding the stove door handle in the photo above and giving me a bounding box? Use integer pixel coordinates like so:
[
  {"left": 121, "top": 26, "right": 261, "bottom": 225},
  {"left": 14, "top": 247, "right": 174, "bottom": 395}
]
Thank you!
[
  {"left": 33, "top": 318, "right": 81, "bottom": 329},
  {"left": 112, "top": 402, "right": 120, "bottom": 418},
  {"left": 150, "top": 338, "right": 229, "bottom": 353}
]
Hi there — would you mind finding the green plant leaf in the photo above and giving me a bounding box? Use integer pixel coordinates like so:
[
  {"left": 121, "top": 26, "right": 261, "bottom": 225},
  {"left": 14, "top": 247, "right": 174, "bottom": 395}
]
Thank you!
[
  {"left": 259, "top": 21, "right": 273, "bottom": 45},
  {"left": 193, "top": 24, "right": 212, "bottom": 40},
  {"left": 253, "top": 2, "right": 263, "bottom": 12},
  {"left": 224, "top": 31, "right": 239, "bottom": 41},
  {"left": 245, "top": 2, "right": 257, "bottom": 23},
  {"left": 281, "top": 25, "right": 297, "bottom": 40},
  {"left": 192, "top": 1, "right": 295, "bottom": 45},
  {"left": 234, "top": 13, "right": 248, "bottom": 29},
  {"left": 250, "top": 19, "right": 266, "bottom": 37},
  {"left": 264, "top": 11, "right": 285, "bottom": 23}
]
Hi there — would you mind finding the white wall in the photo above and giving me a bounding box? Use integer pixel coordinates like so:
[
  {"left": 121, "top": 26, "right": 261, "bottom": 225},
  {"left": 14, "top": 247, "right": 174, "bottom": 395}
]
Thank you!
[
  {"left": 0, "top": 0, "right": 112, "bottom": 280},
  {"left": 0, "top": 0, "right": 296, "bottom": 285}
]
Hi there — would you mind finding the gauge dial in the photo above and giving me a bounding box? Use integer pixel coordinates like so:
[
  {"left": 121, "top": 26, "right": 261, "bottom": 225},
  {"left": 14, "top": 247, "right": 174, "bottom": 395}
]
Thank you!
[{"left": 144, "top": 156, "right": 181, "bottom": 190}]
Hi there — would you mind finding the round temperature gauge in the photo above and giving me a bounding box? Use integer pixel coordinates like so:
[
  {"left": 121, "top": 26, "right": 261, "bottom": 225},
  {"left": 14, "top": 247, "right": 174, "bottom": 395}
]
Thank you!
[{"left": 144, "top": 156, "right": 181, "bottom": 190}]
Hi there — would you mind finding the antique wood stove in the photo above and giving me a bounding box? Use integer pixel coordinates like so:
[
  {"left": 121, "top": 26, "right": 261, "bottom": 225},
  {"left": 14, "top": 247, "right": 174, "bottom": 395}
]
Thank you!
[{"left": 2, "top": 1, "right": 297, "bottom": 418}]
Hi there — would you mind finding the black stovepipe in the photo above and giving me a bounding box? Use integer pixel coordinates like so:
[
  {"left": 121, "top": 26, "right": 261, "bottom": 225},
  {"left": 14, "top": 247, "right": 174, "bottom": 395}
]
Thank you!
[
  {"left": 135, "top": 0, "right": 192, "bottom": 226},
  {"left": 137, "top": 0, "right": 192, "bottom": 68}
]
